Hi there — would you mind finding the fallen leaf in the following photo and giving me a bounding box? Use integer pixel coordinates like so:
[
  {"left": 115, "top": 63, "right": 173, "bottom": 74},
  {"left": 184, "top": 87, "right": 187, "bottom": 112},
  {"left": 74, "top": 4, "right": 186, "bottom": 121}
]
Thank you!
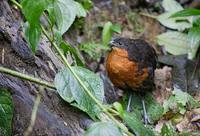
[{"left": 154, "top": 66, "right": 173, "bottom": 105}]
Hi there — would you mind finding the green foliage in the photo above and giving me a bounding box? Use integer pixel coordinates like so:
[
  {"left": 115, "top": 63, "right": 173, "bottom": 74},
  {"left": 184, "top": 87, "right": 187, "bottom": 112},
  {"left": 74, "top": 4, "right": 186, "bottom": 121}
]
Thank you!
[
  {"left": 156, "top": 0, "right": 200, "bottom": 59},
  {"left": 54, "top": 67, "right": 104, "bottom": 119},
  {"left": 161, "top": 123, "right": 177, "bottom": 136},
  {"left": 113, "top": 102, "right": 124, "bottom": 118},
  {"left": 122, "top": 112, "right": 155, "bottom": 136},
  {"left": 145, "top": 93, "right": 164, "bottom": 122},
  {"left": 111, "top": 24, "right": 121, "bottom": 34},
  {"left": 187, "top": 27, "right": 200, "bottom": 59},
  {"left": 157, "top": 0, "right": 192, "bottom": 31},
  {"left": 157, "top": 0, "right": 193, "bottom": 30},
  {"left": 157, "top": 32, "right": 190, "bottom": 55},
  {"left": 102, "top": 22, "right": 113, "bottom": 46},
  {"left": 75, "top": 0, "right": 93, "bottom": 10},
  {"left": 84, "top": 122, "right": 123, "bottom": 136},
  {"left": 74, "top": 2, "right": 87, "bottom": 17},
  {"left": 157, "top": 13, "right": 192, "bottom": 30},
  {"left": 0, "top": 88, "right": 13, "bottom": 136},
  {"left": 193, "top": 18, "right": 200, "bottom": 27},
  {"left": 163, "top": 88, "right": 200, "bottom": 115},
  {"left": 50, "top": 0, "right": 86, "bottom": 35},
  {"left": 102, "top": 22, "right": 121, "bottom": 46},
  {"left": 161, "top": 122, "right": 200, "bottom": 136},
  {"left": 161, "top": 0, "right": 183, "bottom": 12},
  {"left": 79, "top": 43, "right": 110, "bottom": 60},
  {"left": 21, "top": 0, "right": 53, "bottom": 52},
  {"left": 47, "top": 0, "right": 86, "bottom": 35},
  {"left": 60, "top": 42, "right": 85, "bottom": 66},
  {"left": 21, "top": 0, "right": 87, "bottom": 52},
  {"left": 79, "top": 22, "right": 120, "bottom": 60},
  {"left": 171, "top": 8, "right": 200, "bottom": 17}
]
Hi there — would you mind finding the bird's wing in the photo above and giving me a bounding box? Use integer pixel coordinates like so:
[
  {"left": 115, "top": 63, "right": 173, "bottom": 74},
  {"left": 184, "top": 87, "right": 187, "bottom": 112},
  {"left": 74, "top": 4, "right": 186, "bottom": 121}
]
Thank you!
[{"left": 127, "top": 39, "right": 157, "bottom": 70}]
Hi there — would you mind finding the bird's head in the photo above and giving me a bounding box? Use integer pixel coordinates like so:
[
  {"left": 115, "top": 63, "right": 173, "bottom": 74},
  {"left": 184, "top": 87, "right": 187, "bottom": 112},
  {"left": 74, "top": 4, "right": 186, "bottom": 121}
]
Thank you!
[{"left": 109, "top": 37, "right": 129, "bottom": 49}]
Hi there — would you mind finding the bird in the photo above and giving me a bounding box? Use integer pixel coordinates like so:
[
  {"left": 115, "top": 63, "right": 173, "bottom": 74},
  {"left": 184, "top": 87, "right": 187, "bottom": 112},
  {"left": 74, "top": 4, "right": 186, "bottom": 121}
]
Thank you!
[{"left": 106, "top": 37, "right": 157, "bottom": 124}]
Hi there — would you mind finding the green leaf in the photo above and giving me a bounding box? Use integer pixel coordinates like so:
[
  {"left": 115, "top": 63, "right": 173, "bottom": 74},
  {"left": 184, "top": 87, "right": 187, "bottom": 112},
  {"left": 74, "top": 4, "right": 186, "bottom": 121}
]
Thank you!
[
  {"left": 46, "top": 4, "right": 56, "bottom": 28},
  {"left": 163, "top": 87, "right": 200, "bottom": 114},
  {"left": 79, "top": 42, "right": 110, "bottom": 60},
  {"left": 102, "top": 22, "right": 113, "bottom": 46},
  {"left": 157, "top": 12, "right": 192, "bottom": 30},
  {"left": 171, "top": 9, "right": 200, "bottom": 18},
  {"left": 157, "top": 31, "right": 190, "bottom": 55},
  {"left": 74, "top": 2, "right": 87, "bottom": 17},
  {"left": 60, "top": 42, "right": 85, "bottom": 66},
  {"left": 54, "top": 30, "right": 63, "bottom": 45},
  {"left": 21, "top": 0, "right": 53, "bottom": 25},
  {"left": 157, "top": 31, "right": 200, "bottom": 59},
  {"left": 51, "top": 0, "right": 78, "bottom": 35},
  {"left": 173, "top": 89, "right": 188, "bottom": 106},
  {"left": 0, "top": 88, "right": 13, "bottom": 136},
  {"left": 49, "top": 0, "right": 86, "bottom": 35},
  {"left": 54, "top": 69, "right": 74, "bottom": 103},
  {"left": 54, "top": 67, "right": 104, "bottom": 119},
  {"left": 161, "top": 123, "right": 177, "bottom": 136},
  {"left": 163, "top": 96, "right": 176, "bottom": 114},
  {"left": 123, "top": 112, "right": 155, "bottom": 136},
  {"left": 111, "top": 24, "right": 121, "bottom": 33},
  {"left": 187, "top": 27, "right": 200, "bottom": 59},
  {"left": 145, "top": 93, "right": 164, "bottom": 122},
  {"left": 193, "top": 18, "right": 200, "bottom": 27},
  {"left": 188, "top": 95, "right": 200, "bottom": 109},
  {"left": 76, "top": 0, "right": 93, "bottom": 10},
  {"left": 24, "top": 22, "right": 41, "bottom": 52},
  {"left": 163, "top": 89, "right": 186, "bottom": 114},
  {"left": 84, "top": 122, "right": 123, "bottom": 136},
  {"left": 162, "top": 0, "right": 183, "bottom": 12},
  {"left": 113, "top": 102, "right": 124, "bottom": 118},
  {"left": 158, "top": 0, "right": 192, "bottom": 31},
  {"left": 21, "top": 0, "right": 53, "bottom": 52}
]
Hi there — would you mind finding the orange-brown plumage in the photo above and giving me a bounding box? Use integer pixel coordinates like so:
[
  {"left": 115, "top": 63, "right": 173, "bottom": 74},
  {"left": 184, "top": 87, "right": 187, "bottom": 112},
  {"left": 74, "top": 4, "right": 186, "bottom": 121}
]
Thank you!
[
  {"left": 106, "top": 47, "right": 149, "bottom": 91},
  {"left": 106, "top": 38, "right": 157, "bottom": 93}
]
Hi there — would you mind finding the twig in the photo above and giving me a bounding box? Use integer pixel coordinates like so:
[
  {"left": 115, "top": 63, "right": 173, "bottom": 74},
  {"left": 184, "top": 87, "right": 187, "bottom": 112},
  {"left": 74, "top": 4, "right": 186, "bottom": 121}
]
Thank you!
[
  {"left": 0, "top": 66, "right": 56, "bottom": 89},
  {"left": 24, "top": 87, "right": 43, "bottom": 136},
  {"left": 10, "top": 0, "right": 22, "bottom": 9},
  {"left": 139, "top": 13, "right": 157, "bottom": 19}
]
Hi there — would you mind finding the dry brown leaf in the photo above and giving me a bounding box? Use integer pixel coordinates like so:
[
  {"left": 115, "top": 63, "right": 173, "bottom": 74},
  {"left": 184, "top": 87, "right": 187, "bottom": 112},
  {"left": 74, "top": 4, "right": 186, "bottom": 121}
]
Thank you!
[{"left": 153, "top": 66, "right": 173, "bottom": 105}]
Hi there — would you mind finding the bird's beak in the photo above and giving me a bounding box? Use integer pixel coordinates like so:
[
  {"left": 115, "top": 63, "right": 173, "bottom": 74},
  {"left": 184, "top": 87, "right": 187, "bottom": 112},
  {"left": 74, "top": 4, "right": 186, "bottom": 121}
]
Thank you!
[
  {"left": 109, "top": 40, "right": 115, "bottom": 45},
  {"left": 109, "top": 40, "right": 115, "bottom": 48}
]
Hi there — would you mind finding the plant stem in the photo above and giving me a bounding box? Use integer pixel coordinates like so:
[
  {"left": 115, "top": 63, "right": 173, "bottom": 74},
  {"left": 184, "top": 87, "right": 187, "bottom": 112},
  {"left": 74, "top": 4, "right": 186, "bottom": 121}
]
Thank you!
[
  {"left": 0, "top": 66, "right": 56, "bottom": 89},
  {"left": 24, "top": 87, "right": 42, "bottom": 136},
  {"left": 10, "top": 0, "right": 22, "bottom": 9},
  {"left": 41, "top": 26, "right": 133, "bottom": 136},
  {"left": 140, "top": 13, "right": 157, "bottom": 19},
  {"left": 108, "top": 108, "right": 119, "bottom": 115}
]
